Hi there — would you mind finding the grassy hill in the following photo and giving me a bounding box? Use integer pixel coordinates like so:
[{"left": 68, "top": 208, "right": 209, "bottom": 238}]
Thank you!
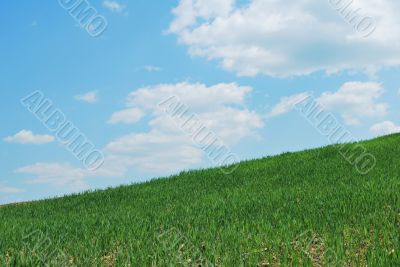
[{"left": 1, "top": 134, "right": 399, "bottom": 266}]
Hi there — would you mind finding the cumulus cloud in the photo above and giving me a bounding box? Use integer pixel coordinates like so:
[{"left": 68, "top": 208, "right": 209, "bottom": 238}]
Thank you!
[
  {"left": 4, "top": 130, "right": 54, "bottom": 145},
  {"left": 268, "top": 81, "right": 387, "bottom": 125},
  {"left": 318, "top": 82, "right": 387, "bottom": 125},
  {"left": 105, "top": 131, "right": 204, "bottom": 172},
  {"left": 108, "top": 108, "right": 145, "bottom": 124},
  {"left": 370, "top": 121, "right": 400, "bottom": 136},
  {"left": 127, "top": 82, "right": 251, "bottom": 112},
  {"left": 74, "top": 91, "right": 98, "bottom": 104},
  {"left": 17, "top": 83, "right": 263, "bottom": 189},
  {"left": 169, "top": 0, "right": 400, "bottom": 77},
  {"left": 105, "top": 82, "right": 263, "bottom": 173}
]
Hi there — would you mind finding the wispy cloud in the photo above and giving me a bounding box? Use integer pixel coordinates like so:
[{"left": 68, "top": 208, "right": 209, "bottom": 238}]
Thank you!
[
  {"left": 4, "top": 130, "right": 54, "bottom": 145},
  {"left": 16, "top": 162, "right": 90, "bottom": 191},
  {"left": 268, "top": 93, "right": 310, "bottom": 118},
  {"left": 102, "top": 0, "right": 126, "bottom": 13},
  {"left": 143, "top": 65, "right": 162, "bottom": 72},
  {"left": 75, "top": 91, "right": 98, "bottom": 104},
  {"left": 108, "top": 108, "right": 145, "bottom": 124},
  {"left": 135, "top": 65, "right": 162, "bottom": 73},
  {"left": 0, "top": 184, "right": 24, "bottom": 193}
]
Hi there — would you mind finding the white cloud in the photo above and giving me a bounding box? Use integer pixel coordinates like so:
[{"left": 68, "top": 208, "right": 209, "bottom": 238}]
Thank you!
[
  {"left": 143, "top": 65, "right": 162, "bottom": 72},
  {"left": 318, "top": 82, "right": 387, "bottom": 125},
  {"left": 105, "top": 130, "right": 204, "bottom": 172},
  {"left": 0, "top": 184, "right": 24, "bottom": 193},
  {"left": 127, "top": 82, "right": 251, "bottom": 112},
  {"left": 16, "top": 163, "right": 91, "bottom": 191},
  {"left": 105, "top": 82, "right": 263, "bottom": 173},
  {"left": 370, "top": 121, "right": 400, "bottom": 136},
  {"left": 4, "top": 130, "right": 54, "bottom": 145},
  {"left": 102, "top": 0, "right": 125, "bottom": 13},
  {"left": 108, "top": 108, "right": 145, "bottom": 124},
  {"left": 17, "top": 83, "right": 263, "bottom": 189},
  {"left": 169, "top": 0, "right": 400, "bottom": 77},
  {"left": 169, "top": 0, "right": 234, "bottom": 33},
  {"left": 268, "top": 92, "right": 310, "bottom": 118},
  {"left": 15, "top": 159, "right": 128, "bottom": 193},
  {"left": 268, "top": 82, "right": 388, "bottom": 125},
  {"left": 134, "top": 65, "right": 162, "bottom": 73},
  {"left": 75, "top": 91, "right": 98, "bottom": 104}
]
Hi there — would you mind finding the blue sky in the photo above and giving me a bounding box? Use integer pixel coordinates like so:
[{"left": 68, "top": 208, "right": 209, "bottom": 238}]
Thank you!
[{"left": 1, "top": 0, "right": 399, "bottom": 204}]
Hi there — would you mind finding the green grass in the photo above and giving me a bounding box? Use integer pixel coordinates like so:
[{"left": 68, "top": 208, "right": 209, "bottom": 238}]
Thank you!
[{"left": 1, "top": 134, "right": 399, "bottom": 266}]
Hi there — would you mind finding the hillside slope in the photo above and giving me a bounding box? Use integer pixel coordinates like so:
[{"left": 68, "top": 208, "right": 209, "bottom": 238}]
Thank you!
[{"left": 1, "top": 134, "right": 399, "bottom": 266}]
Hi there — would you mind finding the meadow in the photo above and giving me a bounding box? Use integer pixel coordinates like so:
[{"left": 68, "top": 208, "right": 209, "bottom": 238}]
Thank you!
[{"left": 0, "top": 134, "right": 399, "bottom": 266}]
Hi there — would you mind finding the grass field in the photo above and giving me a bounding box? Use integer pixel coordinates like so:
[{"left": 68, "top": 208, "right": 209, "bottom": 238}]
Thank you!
[{"left": 0, "top": 134, "right": 399, "bottom": 266}]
